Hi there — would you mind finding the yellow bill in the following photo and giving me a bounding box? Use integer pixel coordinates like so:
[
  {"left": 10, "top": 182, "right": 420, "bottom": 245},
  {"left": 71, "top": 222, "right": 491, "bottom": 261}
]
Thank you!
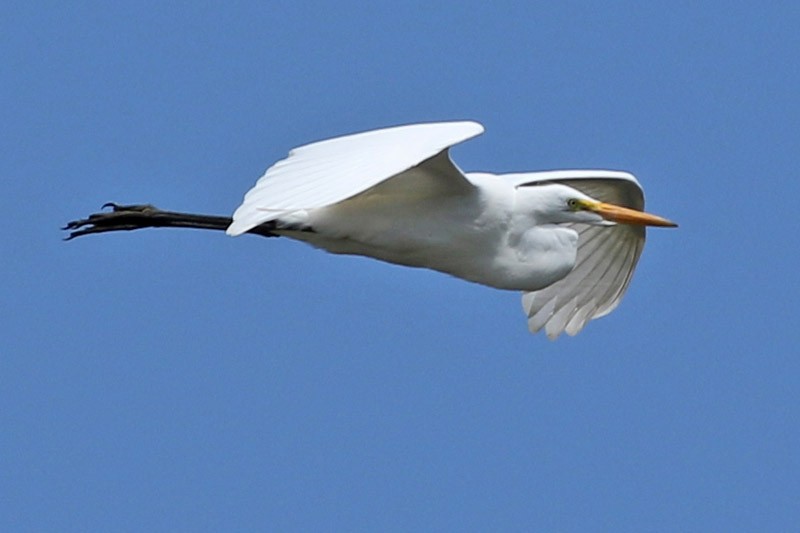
[{"left": 590, "top": 201, "right": 678, "bottom": 227}]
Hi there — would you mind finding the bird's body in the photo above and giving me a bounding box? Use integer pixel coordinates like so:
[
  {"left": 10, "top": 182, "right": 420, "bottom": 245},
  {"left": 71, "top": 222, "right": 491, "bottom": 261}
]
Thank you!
[
  {"left": 66, "top": 120, "right": 676, "bottom": 338},
  {"left": 276, "top": 172, "right": 579, "bottom": 291}
]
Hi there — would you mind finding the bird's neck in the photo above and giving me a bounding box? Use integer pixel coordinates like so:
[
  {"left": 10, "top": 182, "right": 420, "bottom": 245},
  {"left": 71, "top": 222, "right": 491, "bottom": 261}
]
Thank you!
[{"left": 496, "top": 225, "right": 578, "bottom": 291}]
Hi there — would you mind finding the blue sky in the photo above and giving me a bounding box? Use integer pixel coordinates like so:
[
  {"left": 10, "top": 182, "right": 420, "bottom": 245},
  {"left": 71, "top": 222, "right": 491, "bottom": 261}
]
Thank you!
[{"left": 3, "top": 1, "right": 799, "bottom": 530}]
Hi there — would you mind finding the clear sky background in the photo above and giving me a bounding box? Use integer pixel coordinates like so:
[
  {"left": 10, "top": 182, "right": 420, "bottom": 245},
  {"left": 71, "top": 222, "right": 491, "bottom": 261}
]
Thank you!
[{"left": 3, "top": 1, "right": 799, "bottom": 530}]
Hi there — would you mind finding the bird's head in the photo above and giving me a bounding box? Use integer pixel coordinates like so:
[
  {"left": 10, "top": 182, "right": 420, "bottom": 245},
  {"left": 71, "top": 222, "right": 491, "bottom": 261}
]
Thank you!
[{"left": 520, "top": 184, "right": 677, "bottom": 227}]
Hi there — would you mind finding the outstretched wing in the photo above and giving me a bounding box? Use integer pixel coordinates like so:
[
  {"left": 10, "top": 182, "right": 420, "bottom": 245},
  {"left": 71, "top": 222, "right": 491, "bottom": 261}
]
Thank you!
[
  {"left": 227, "top": 121, "right": 484, "bottom": 236},
  {"left": 508, "top": 170, "right": 646, "bottom": 339}
]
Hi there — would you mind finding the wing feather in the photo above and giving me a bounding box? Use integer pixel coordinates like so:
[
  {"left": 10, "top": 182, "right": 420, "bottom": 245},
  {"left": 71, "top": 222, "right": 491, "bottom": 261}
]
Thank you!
[
  {"left": 227, "top": 121, "right": 484, "bottom": 236},
  {"left": 516, "top": 173, "right": 647, "bottom": 339}
]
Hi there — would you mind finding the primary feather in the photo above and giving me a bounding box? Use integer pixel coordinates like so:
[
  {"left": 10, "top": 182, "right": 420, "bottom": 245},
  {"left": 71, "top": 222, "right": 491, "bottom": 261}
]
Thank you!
[{"left": 506, "top": 173, "right": 646, "bottom": 339}]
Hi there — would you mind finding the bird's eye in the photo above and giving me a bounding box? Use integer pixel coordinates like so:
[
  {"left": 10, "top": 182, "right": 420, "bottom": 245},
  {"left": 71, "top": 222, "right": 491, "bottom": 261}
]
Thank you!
[{"left": 567, "top": 198, "right": 581, "bottom": 211}]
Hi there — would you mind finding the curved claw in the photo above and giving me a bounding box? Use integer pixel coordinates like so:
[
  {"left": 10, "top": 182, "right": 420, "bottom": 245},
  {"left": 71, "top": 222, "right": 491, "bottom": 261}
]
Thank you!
[{"left": 100, "top": 203, "right": 158, "bottom": 213}]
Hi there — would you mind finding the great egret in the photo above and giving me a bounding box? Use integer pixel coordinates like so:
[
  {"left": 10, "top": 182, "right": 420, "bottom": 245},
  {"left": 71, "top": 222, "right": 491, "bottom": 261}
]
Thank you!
[{"left": 65, "top": 121, "right": 676, "bottom": 338}]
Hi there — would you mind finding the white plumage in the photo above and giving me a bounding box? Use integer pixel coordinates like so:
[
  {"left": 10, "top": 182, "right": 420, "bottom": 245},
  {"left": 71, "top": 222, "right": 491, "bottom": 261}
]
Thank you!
[{"left": 228, "top": 121, "right": 675, "bottom": 338}]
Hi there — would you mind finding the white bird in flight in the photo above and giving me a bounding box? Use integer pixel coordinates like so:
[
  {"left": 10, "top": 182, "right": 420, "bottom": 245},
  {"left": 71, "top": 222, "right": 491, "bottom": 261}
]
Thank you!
[{"left": 65, "top": 120, "right": 676, "bottom": 338}]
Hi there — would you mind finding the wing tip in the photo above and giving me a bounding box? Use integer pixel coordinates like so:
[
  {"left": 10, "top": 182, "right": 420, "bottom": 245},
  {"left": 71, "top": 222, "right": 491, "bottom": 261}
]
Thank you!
[
  {"left": 455, "top": 120, "right": 485, "bottom": 140},
  {"left": 225, "top": 221, "right": 246, "bottom": 237}
]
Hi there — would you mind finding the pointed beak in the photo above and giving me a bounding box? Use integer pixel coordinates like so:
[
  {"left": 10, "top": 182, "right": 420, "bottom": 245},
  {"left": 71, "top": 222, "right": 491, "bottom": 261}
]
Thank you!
[{"left": 589, "top": 201, "right": 678, "bottom": 227}]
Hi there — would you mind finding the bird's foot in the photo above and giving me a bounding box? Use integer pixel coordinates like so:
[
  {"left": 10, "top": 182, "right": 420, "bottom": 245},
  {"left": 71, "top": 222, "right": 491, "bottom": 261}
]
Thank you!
[{"left": 63, "top": 203, "right": 164, "bottom": 240}]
